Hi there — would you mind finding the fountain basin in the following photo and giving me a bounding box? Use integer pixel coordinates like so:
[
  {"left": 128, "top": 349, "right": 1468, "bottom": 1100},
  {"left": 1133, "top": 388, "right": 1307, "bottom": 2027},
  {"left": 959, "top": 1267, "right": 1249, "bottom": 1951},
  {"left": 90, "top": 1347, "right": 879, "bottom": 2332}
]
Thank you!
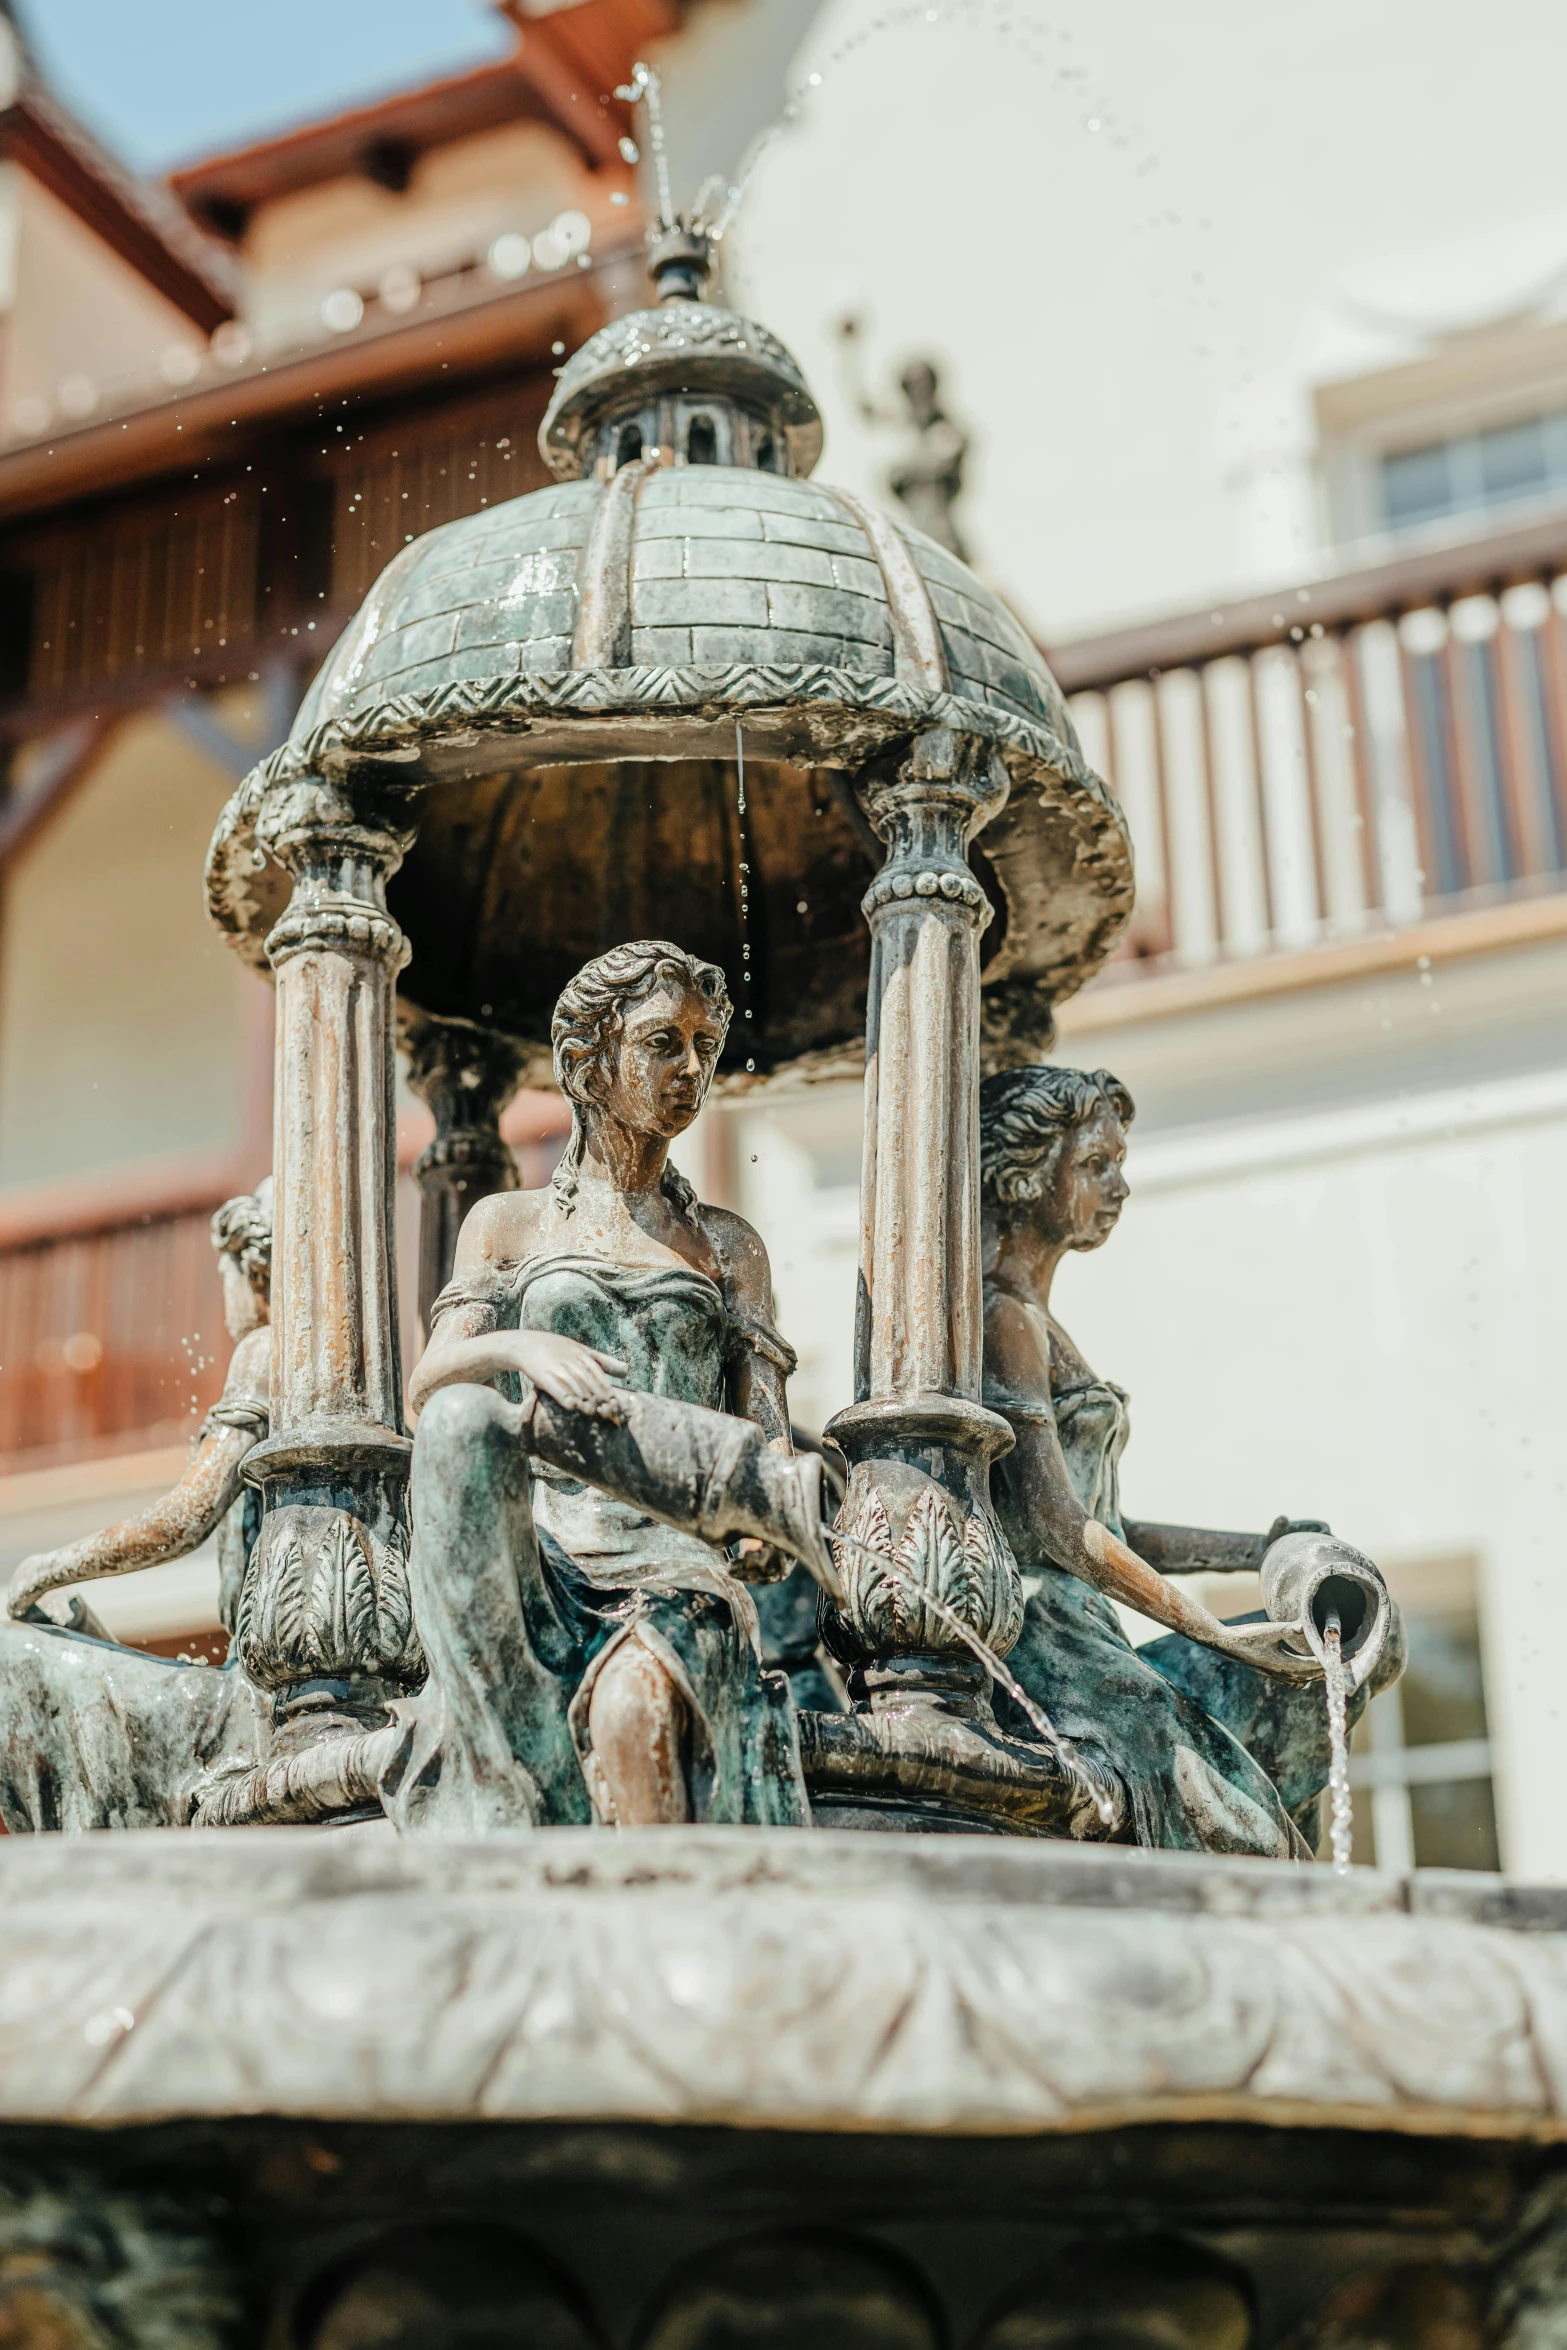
[{"left": 1, "top": 1831, "right": 1562, "bottom": 2342}]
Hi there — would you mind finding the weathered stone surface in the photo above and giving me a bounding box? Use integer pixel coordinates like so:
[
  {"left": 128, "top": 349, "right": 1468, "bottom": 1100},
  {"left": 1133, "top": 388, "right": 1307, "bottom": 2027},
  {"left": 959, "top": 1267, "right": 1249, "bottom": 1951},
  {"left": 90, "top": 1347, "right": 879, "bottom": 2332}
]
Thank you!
[{"left": 0, "top": 1831, "right": 1564, "bottom": 2139}]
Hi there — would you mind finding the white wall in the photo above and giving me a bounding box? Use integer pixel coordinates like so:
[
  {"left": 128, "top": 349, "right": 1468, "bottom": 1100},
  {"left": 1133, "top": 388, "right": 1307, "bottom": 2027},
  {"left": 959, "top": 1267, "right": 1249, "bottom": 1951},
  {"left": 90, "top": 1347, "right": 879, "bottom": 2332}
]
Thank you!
[
  {"left": 0, "top": 710, "right": 254, "bottom": 1192},
  {"left": 717, "top": 0, "right": 1567, "bottom": 635}
]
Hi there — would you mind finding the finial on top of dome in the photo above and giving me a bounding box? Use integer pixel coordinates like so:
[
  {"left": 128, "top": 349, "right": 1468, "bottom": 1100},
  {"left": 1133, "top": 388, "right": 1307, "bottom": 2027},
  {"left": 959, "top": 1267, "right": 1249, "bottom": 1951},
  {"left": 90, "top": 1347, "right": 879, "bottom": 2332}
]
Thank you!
[{"left": 615, "top": 64, "right": 739, "bottom": 304}]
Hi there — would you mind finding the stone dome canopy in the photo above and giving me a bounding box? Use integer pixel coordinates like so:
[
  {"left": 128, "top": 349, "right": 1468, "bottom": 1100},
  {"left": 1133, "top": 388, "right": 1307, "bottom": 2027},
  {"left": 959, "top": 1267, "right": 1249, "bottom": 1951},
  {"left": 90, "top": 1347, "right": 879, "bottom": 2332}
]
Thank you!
[
  {"left": 292, "top": 466, "right": 1075, "bottom": 746},
  {"left": 208, "top": 295, "right": 1133, "bottom": 1086}
]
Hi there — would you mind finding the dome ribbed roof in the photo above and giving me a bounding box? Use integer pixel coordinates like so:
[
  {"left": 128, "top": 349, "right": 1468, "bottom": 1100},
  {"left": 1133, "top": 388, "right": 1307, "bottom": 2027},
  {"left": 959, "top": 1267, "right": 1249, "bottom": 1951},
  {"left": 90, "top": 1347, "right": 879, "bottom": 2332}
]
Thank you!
[
  {"left": 208, "top": 293, "right": 1133, "bottom": 1083},
  {"left": 294, "top": 466, "right": 1074, "bottom": 747}
]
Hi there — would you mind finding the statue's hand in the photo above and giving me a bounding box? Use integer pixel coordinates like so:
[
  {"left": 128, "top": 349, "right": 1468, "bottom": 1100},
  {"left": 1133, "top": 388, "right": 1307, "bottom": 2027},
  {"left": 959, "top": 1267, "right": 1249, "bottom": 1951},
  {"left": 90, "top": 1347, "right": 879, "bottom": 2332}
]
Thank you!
[
  {"left": 1217, "top": 1616, "right": 1323, "bottom": 1685},
  {"left": 1266, "top": 1514, "right": 1331, "bottom": 1543},
  {"left": 506, "top": 1332, "right": 629, "bottom": 1419}
]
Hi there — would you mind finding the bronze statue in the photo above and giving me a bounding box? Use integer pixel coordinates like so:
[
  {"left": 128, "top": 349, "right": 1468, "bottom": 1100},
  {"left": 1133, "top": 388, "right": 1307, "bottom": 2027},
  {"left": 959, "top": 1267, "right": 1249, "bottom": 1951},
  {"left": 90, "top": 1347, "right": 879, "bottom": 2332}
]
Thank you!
[
  {"left": 390, "top": 939, "right": 840, "bottom": 1832},
  {"left": 838, "top": 318, "right": 971, "bottom": 557},
  {"left": 9, "top": 1184, "right": 274, "bottom": 1635},
  {"left": 979, "top": 1064, "right": 1401, "bottom": 1857},
  {"left": 0, "top": 1187, "right": 274, "bottom": 1829}
]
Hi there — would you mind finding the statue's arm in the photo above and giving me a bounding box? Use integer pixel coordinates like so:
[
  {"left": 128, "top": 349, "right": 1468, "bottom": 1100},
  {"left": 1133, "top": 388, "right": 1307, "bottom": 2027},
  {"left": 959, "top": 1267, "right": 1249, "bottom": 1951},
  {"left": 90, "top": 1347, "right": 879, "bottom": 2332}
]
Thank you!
[
  {"left": 987, "top": 1297, "right": 1319, "bottom": 1682},
  {"left": 407, "top": 1224, "right": 627, "bottom": 1425},
  {"left": 1120, "top": 1517, "right": 1331, "bottom": 1575},
  {"left": 7, "top": 1327, "right": 270, "bottom": 1619},
  {"left": 703, "top": 1208, "right": 794, "bottom": 1449}
]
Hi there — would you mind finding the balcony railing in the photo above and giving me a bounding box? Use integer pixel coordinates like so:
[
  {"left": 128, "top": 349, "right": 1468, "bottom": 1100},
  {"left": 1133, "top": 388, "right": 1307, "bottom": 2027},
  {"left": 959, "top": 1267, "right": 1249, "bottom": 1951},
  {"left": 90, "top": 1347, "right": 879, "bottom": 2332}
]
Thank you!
[
  {"left": 0, "top": 1202, "right": 228, "bottom": 1475},
  {"left": 1048, "top": 506, "right": 1567, "bottom": 971}
]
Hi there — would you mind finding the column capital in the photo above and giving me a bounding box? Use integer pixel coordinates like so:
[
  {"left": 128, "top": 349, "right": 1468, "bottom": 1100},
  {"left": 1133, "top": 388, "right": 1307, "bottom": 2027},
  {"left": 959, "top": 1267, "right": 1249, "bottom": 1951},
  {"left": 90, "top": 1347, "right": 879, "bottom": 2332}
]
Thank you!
[
  {"left": 855, "top": 723, "right": 1009, "bottom": 846},
  {"left": 255, "top": 770, "right": 417, "bottom": 880},
  {"left": 400, "top": 1007, "right": 527, "bottom": 1145}
]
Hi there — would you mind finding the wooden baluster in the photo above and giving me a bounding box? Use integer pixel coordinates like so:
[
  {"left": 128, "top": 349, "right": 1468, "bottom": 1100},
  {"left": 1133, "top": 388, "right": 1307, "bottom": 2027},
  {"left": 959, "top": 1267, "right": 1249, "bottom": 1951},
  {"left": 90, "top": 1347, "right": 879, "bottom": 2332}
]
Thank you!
[
  {"left": 1439, "top": 613, "right": 1494, "bottom": 889},
  {"left": 1338, "top": 627, "right": 1384, "bottom": 915},
  {"left": 1289, "top": 647, "right": 1330, "bottom": 932},
  {"left": 1492, "top": 588, "right": 1551, "bottom": 881},
  {"left": 1538, "top": 576, "right": 1567, "bottom": 867},
  {"left": 1396, "top": 616, "right": 1450, "bottom": 903},
  {"left": 1193, "top": 665, "right": 1228, "bottom": 953}
]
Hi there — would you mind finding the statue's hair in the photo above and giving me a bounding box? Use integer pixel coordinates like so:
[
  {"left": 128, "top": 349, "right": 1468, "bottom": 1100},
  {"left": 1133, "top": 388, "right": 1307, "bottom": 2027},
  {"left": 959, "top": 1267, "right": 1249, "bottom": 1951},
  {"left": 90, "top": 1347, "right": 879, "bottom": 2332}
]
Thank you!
[
  {"left": 550, "top": 940, "right": 732, "bottom": 1217},
  {"left": 979, "top": 1065, "right": 1134, "bottom": 1209},
  {"left": 210, "top": 1176, "right": 274, "bottom": 1300}
]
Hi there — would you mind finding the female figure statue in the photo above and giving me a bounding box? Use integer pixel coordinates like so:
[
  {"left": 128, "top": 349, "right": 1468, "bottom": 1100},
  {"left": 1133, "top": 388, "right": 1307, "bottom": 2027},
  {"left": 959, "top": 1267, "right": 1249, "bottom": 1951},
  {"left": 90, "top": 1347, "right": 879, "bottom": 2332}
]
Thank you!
[
  {"left": 0, "top": 1187, "right": 273, "bottom": 1828},
  {"left": 393, "top": 938, "right": 834, "bottom": 1832},
  {"left": 979, "top": 1064, "right": 1401, "bottom": 1858}
]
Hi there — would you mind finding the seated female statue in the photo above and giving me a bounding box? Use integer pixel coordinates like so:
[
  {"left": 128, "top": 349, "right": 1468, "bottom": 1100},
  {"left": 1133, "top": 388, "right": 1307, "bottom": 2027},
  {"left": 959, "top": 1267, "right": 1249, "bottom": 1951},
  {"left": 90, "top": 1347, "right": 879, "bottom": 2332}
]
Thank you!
[
  {"left": 0, "top": 1187, "right": 273, "bottom": 1828},
  {"left": 979, "top": 1064, "right": 1401, "bottom": 1859},
  {"left": 394, "top": 937, "right": 833, "bottom": 1832}
]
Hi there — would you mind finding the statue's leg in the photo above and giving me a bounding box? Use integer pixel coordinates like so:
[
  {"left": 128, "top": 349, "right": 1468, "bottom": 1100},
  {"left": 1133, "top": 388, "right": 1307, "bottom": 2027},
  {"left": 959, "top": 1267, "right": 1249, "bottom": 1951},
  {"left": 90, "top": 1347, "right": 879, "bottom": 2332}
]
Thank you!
[
  {"left": 527, "top": 1386, "right": 832, "bottom": 1579},
  {"left": 584, "top": 1640, "right": 691, "bottom": 1824},
  {"left": 383, "top": 1384, "right": 593, "bottom": 1831},
  {"left": 571, "top": 1586, "right": 808, "bottom": 1829},
  {"left": 0, "top": 1620, "right": 262, "bottom": 1831},
  {"left": 1140, "top": 1611, "right": 1374, "bottom": 1829},
  {"left": 997, "top": 1576, "right": 1302, "bottom": 1858}
]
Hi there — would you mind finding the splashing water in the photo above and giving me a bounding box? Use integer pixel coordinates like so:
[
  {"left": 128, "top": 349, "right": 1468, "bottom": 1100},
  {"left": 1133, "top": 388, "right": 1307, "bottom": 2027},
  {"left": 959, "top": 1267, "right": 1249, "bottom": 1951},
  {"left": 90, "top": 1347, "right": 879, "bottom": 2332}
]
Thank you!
[
  {"left": 615, "top": 63, "right": 675, "bottom": 229},
  {"left": 1321, "top": 1612, "right": 1353, "bottom": 1875},
  {"left": 828, "top": 1524, "right": 1117, "bottom": 1828}
]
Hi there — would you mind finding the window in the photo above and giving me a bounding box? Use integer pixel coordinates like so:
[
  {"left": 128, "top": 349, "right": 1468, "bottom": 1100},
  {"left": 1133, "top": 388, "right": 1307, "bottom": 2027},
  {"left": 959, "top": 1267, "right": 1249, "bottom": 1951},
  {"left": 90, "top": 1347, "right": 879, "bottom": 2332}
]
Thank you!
[
  {"left": 1382, "top": 407, "right": 1567, "bottom": 533},
  {"left": 1349, "top": 1563, "right": 1498, "bottom": 1870}
]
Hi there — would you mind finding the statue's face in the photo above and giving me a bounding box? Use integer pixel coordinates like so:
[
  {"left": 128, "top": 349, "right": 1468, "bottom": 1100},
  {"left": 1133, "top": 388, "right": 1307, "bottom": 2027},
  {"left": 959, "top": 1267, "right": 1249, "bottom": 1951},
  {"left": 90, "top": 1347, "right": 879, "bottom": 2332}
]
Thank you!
[
  {"left": 605, "top": 979, "right": 724, "bottom": 1139},
  {"left": 1043, "top": 1104, "right": 1129, "bottom": 1254}
]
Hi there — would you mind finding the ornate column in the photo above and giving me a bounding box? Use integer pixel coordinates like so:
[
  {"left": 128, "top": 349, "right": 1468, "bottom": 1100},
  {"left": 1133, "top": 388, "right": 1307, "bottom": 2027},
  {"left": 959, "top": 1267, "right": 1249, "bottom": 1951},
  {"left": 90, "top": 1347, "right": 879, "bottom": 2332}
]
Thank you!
[
  {"left": 811, "top": 726, "right": 1106, "bottom": 1833},
  {"left": 399, "top": 1008, "right": 525, "bottom": 1336},
  {"left": 238, "top": 775, "right": 425, "bottom": 1769}
]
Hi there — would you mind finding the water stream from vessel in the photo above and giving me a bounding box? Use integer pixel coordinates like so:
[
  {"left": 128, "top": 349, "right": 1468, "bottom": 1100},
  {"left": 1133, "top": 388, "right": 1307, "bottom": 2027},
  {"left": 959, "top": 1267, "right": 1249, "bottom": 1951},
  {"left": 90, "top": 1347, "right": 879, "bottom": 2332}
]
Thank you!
[{"left": 1322, "top": 1608, "right": 1353, "bottom": 1874}]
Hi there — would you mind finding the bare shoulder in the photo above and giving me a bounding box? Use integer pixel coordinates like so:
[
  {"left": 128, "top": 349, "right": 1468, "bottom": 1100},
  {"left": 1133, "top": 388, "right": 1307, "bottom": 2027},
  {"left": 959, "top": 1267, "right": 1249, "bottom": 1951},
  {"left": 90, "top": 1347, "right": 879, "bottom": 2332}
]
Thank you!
[
  {"left": 697, "top": 1204, "right": 772, "bottom": 1303},
  {"left": 983, "top": 1285, "right": 1052, "bottom": 1389},
  {"left": 224, "top": 1324, "right": 272, "bottom": 1398},
  {"left": 452, "top": 1185, "right": 550, "bottom": 1274}
]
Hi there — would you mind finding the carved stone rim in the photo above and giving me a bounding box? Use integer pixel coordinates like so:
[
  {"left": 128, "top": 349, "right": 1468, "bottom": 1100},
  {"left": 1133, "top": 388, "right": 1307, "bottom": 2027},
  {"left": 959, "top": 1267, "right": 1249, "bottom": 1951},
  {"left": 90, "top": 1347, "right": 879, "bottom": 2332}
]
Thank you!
[
  {"left": 0, "top": 1826, "right": 1563, "bottom": 2140},
  {"left": 206, "top": 664, "right": 1136, "bottom": 1013}
]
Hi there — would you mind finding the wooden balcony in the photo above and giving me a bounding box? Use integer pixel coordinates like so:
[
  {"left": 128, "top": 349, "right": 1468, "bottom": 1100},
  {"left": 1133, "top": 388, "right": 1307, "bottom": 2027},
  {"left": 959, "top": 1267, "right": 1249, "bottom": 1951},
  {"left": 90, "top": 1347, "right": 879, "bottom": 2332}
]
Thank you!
[
  {"left": 0, "top": 1198, "right": 229, "bottom": 1476},
  {"left": 1049, "top": 506, "right": 1567, "bottom": 975}
]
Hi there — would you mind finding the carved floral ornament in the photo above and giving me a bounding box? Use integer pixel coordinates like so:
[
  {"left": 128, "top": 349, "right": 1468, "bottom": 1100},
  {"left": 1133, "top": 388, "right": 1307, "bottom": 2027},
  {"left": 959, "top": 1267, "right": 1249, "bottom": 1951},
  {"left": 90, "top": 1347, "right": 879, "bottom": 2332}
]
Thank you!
[{"left": 835, "top": 1484, "right": 1024, "bottom": 1657}]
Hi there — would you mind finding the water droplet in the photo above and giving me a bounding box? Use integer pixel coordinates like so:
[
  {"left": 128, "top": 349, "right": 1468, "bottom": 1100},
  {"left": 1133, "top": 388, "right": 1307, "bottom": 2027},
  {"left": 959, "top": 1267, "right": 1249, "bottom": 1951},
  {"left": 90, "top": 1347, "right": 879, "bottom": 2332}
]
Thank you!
[
  {"left": 550, "top": 341, "right": 565, "bottom": 357},
  {"left": 750, "top": 1153, "right": 758, "bottom": 1163},
  {"left": 619, "top": 136, "right": 640, "bottom": 164}
]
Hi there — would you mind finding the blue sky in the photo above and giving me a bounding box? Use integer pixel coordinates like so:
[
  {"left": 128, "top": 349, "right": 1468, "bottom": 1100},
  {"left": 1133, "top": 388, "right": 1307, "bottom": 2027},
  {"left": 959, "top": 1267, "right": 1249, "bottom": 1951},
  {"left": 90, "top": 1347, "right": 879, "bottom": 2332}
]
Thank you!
[{"left": 17, "top": 0, "right": 513, "bottom": 174}]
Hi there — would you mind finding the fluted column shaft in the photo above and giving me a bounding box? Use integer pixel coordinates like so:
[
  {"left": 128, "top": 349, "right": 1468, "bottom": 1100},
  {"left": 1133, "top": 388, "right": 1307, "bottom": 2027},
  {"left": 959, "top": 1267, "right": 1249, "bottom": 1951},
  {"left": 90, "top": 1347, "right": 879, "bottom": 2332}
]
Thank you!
[
  {"left": 237, "top": 779, "right": 425, "bottom": 1761},
  {"left": 826, "top": 726, "right": 1022, "bottom": 1673},
  {"left": 854, "top": 729, "right": 1002, "bottom": 1406}
]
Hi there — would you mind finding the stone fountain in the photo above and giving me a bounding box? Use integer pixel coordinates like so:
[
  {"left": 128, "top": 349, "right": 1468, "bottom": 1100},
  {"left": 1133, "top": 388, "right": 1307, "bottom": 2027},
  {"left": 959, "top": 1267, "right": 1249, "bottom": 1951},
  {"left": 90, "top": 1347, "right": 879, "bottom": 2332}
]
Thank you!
[{"left": 0, "top": 178, "right": 1559, "bottom": 2350}]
